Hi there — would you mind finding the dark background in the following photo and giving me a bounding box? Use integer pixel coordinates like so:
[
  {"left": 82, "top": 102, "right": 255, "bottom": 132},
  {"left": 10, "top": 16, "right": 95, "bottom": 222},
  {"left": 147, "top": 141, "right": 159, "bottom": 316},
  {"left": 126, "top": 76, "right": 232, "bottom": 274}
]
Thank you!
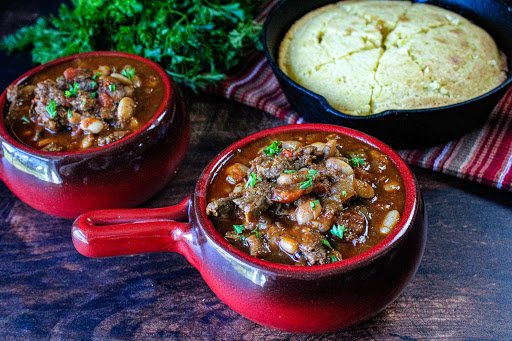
[{"left": 0, "top": 1, "right": 511, "bottom": 340}]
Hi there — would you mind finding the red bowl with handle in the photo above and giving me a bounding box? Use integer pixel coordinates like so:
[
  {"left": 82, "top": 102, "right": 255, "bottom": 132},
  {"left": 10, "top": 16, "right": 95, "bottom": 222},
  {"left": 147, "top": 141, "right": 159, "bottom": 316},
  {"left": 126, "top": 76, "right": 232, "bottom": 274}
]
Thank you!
[
  {"left": 72, "top": 123, "right": 427, "bottom": 333},
  {"left": 0, "top": 51, "right": 189, "bottom": 219}
]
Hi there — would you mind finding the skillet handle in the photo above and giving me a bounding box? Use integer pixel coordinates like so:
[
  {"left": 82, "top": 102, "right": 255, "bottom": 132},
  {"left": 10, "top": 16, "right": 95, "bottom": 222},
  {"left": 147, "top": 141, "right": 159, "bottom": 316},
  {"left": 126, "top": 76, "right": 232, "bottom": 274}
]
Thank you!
[{"left": 72, "top": 196, "right": 192, "bottom": 258}]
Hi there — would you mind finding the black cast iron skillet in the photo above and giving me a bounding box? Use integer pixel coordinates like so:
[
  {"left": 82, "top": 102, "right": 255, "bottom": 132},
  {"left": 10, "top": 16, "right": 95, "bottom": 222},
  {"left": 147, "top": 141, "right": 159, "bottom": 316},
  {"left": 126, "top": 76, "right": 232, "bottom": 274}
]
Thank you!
[{"left": 262, "top": 0, "right": 512, "bottom": 149}]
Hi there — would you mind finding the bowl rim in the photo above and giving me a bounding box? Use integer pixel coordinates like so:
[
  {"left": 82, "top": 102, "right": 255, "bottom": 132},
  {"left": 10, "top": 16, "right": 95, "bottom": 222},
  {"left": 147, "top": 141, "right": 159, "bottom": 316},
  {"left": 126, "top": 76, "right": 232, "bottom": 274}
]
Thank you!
[
  {"left": 194, "top": 123, "right": 420, "bottom": 276},
  {"left": 262, "top": 0, "right": 512, "bottom": 120},
  {"left": 0, "top": 51, "right": 172, "bottom": 157}
]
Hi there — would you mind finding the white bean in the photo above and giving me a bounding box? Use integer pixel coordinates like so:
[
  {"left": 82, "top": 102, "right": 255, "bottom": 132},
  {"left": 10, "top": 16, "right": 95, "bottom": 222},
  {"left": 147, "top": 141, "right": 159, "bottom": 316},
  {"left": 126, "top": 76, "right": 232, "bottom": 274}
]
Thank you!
[
  {"left": 296, "top": 200, "right": 322, "bottom": 225},
  {"left": 310, "top": 142, "right": 325, "bottom": 151},
  {"left": 354, "top": 179, "right": 375, "bottom": 199},
  {"left": 280, "top": 237, "right": 299, "bottom": 254},
  {"left": 277, "top": 173, "right": 298, "bottom": 186},
  {"left": 132, "top": 75, "right": 141, "bottom": 88},
  {"left": 95, "top": 65, "right": 111, "bottom": 76},
  {"left": 81, "top": 135, "right": 95, "bottom": 149},
  {"left": 281, "top": 140, "right": 302, "bottom": 151},
  {"left": 124, "top": 86, "right": 134, "bottom": 97},
  {"left": 67, "top": 110, "right": 81, "bottom": 125},
  {"left": 110, "top": 73, "right": 133, "bottom": 85},
  {"left": 380, "top": 210, "right": 400, "bottom": 234},
  {"left": 383, "top": 181, "right": 401, "bottom": 191},
  {"left": 117, "top": 97, "right": 135, "bottom": 123},
  {"left": 80, "top": 118, "right": 104, "bottom": 134},
  {"left": 326, "top": 157, "right": 354, "bottom": 175}
]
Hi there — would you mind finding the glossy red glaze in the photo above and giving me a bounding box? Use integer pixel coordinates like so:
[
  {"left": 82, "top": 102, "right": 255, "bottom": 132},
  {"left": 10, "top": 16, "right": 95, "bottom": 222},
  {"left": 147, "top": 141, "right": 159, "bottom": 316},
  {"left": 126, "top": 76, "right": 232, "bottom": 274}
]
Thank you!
[
  {"left": 0, "top": 51, "right": 190, "bottom": 219},
  {"left": 72, "top": 124, "right": 427, "bottom": 333}
]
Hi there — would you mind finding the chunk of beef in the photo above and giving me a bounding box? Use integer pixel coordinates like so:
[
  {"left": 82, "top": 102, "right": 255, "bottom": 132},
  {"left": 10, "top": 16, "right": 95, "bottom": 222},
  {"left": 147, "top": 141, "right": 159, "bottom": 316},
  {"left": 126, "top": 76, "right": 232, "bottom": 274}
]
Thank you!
[
  {"left": 298, "top": 229, "right": 329, "bottom": 265},
  {"left": 206, "top": 197, "right": 235, "bottom": 217}
]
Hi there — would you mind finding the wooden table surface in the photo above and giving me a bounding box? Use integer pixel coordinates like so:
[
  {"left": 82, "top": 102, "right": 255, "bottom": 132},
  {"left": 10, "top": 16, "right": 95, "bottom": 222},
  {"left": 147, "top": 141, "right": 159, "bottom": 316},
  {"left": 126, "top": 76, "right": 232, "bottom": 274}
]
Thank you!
[{"left": 0, "top": 1, "right": 511, "bottom": 340}]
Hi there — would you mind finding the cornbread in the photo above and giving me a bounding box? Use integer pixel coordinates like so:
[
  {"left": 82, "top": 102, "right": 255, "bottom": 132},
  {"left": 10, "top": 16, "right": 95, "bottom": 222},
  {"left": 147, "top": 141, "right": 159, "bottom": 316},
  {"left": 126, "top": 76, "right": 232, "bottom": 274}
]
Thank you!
[{"left": 278, "top": 0, "right": 508, "bottom": 116}]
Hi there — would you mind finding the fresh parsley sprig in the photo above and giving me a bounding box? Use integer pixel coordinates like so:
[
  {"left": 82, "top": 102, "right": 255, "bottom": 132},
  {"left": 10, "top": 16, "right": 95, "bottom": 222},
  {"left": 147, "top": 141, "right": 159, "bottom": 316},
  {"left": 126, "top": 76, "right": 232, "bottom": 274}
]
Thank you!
[
  {"left": 46, "top": 100, "right": 57, "bottom": 118},
  {"left": 263, "top": 141, "right": 282, "bottom": 156},
  {"left": 299, "top": 169, "right": 318, "bottom": 189},
  {"left": 0, "top": 0, "right": 264, "bottom": 91},
  {"left": 331, "top": 225, "right": 346, "bottom": 239}
]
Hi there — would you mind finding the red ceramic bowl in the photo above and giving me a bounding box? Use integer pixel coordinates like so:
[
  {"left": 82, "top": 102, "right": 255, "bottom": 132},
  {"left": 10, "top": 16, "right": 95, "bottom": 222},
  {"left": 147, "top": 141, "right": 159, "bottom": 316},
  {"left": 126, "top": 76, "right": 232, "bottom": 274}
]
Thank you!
[
  {"left": 72, "top": 124, "right": 427, "bottom": 333},
  {"left": 0, "top": 51, "right": 189, "bottom": 219}
]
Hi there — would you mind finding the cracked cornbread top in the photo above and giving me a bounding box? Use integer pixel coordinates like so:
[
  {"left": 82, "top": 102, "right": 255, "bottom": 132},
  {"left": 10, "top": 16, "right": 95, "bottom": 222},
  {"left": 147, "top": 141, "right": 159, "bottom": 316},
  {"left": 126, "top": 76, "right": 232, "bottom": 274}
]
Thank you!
[{"left": 278, "top": 0, "right": 508, "bottom": 116}]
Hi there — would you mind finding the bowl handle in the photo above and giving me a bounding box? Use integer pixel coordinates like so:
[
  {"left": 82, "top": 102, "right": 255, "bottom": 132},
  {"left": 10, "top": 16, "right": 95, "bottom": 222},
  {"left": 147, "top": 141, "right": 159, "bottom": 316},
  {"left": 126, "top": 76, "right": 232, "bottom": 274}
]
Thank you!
[{"left": 72, "top": 196, "right": 192, "bottom": 258}]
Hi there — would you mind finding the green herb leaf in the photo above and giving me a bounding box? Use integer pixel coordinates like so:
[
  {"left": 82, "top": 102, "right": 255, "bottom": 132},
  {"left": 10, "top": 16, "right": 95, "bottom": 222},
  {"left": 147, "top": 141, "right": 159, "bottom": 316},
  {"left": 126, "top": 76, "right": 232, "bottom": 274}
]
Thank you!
[
  {"left": 65, "top": 83, "right": 79, "bottom": 97},
  {"left": 330, "top": 255, "right": 339, "bottom": 263},
  {"left": 331, "top": 225, "right": 346, "bottom": 239},
  {"left": 21, "top": 116, "right": 30, "bottom": 124},
  {"left": 121, "top": 68, "right": 135, "bottom": 80},
  {"left": 46, "top": 100, "right": 57, "bottom": 118},
  {"left": 109, "top": 84, "right": 116, "bottom": 92},
  {"left": 299, "top": 170, "right": 318, "bottom": 190},
  {"left": 67, "top": 109, "right": 72, "bottom": 119},
  {"left": 284, "top": 170, "right": 296, "bottom": 174},
  {"left": 349, "top": 157, "right": 365, "bottom": 167},
  {"left": 310, "top": 200, "right": 319, "bottom": 209},
  {"left": 245, "top": 172, "right": 257, "bottom": 188},
  {"left": 233, "top": 225, "right": 245, "bottom": 234},
  {"left": 251, "top": 226, "right": 261, "bottom": 239},
  {"left": 89, "top": 81, "right": 96, "bottom": 88},
  {"left": 263, "top": 141, "right": 282, "bottom": 156},
  {"left": 322, "top": 239, "right": 333, "bottom": 249},
  {"left": 342, "top": 191, "right": 347, "bottom": 196},
  {"left": 90, "top": 92, "right": 97, "bottom": 98}
]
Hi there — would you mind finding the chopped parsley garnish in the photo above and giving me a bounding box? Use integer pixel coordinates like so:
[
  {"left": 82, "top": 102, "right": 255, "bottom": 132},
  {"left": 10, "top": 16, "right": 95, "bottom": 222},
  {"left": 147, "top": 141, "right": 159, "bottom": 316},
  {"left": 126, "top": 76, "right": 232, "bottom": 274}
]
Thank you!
[
  {"left": 93, "top": 72, "right": 101, "bottom": 81},
  {"left": 21, "top": 116, "right": 30, "bottom": 124},
  {"left": 233, "top": 225, "right": 245, "bottom": 234},
  {"left": 349, "top": 157, "right": 365, "bottom": 167},
  {"left": 112, "top": 67, "right": 116, "bottom": 73},
  {"left": 65, "top": 83, "right": 79, "bottom": 97},
  {"left": 46, "top": 100, "right": 57, "bottom": 118},
  {"left": 263, "top": 141, "right": 282, "bottom": 156},
  {"left": 82, "top": 100, "right": 86, "bottom": 106},
  {"left": 121, "top": 68, "right": 135, "bottom": 80},
  {"left": 310, "top": 200, "right": 320, "bottom": 209},
  {"left": 330, "top": 255, "right": 339, "bottom": 263},
  {"left": 299, "top": 169, "right": 318, "bottom": 189},
  {"left": 90, "top": 92, "right": 97, "bottom": 98},
  {"left": 67, "top": 109, "right": 72, "bottom": 119},
  {"left": 108, "top": 84, "right": 116, "bottom": 92},
  {"left": 89, "top": 81, "right": 96, "bottom": 88},
  {"left": 245, "top": 172, "right": 257, "bottom": 188},
  {"left": 331, "top": 225, "right": 346, "bottom": 239},
  {"left": 322, "top": 239, "right": 333, "bottom": 249},
  {"left": 342, "top": 191, "right": 347, "bottom": 196},
  {"left": 251, "top": 226, "right": 261, "bottom": 239},
  {"left": 284, "top": 170, "right": 296, "bottom": 174}
]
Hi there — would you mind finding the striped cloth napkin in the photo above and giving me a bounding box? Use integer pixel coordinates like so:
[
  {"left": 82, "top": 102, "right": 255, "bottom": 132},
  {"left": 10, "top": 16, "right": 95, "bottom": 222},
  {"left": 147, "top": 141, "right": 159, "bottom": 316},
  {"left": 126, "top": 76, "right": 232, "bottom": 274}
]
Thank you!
[{"left": 208, "top": 49, "right": 512, "bottom": 191}]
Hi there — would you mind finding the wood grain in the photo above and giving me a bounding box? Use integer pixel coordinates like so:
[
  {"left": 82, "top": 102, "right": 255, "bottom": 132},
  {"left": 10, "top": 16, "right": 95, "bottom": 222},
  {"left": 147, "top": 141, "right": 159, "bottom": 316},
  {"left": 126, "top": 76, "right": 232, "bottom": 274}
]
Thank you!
[{"left": 0, "top": 1, "right": 511, "bottom": 340}]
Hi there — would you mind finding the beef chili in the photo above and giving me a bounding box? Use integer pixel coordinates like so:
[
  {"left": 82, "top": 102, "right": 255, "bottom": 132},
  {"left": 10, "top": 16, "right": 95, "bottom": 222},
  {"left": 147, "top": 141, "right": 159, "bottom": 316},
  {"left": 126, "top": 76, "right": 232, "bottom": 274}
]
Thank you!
[
  {"left": 206, "top": 131, "right": 406, "bottom": 266},
  {"left": 4, "top": 55, "right": 164, "bottom": 152}
]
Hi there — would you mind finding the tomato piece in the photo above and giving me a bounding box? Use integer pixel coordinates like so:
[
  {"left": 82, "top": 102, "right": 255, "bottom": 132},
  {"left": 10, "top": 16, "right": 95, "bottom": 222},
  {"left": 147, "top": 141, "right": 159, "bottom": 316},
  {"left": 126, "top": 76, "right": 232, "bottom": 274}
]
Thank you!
[
  {"left": 281, "top": 150, "right": 293, "bottom": 158},
  {"left": 63, "top": 67, "right": 82, "bottom": 81},
  {"left": 98, "top": 92, "right": 114, "bottom": 108},
  {"left": 271, "top": 186, "right": 311, "bottom": 203}
]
